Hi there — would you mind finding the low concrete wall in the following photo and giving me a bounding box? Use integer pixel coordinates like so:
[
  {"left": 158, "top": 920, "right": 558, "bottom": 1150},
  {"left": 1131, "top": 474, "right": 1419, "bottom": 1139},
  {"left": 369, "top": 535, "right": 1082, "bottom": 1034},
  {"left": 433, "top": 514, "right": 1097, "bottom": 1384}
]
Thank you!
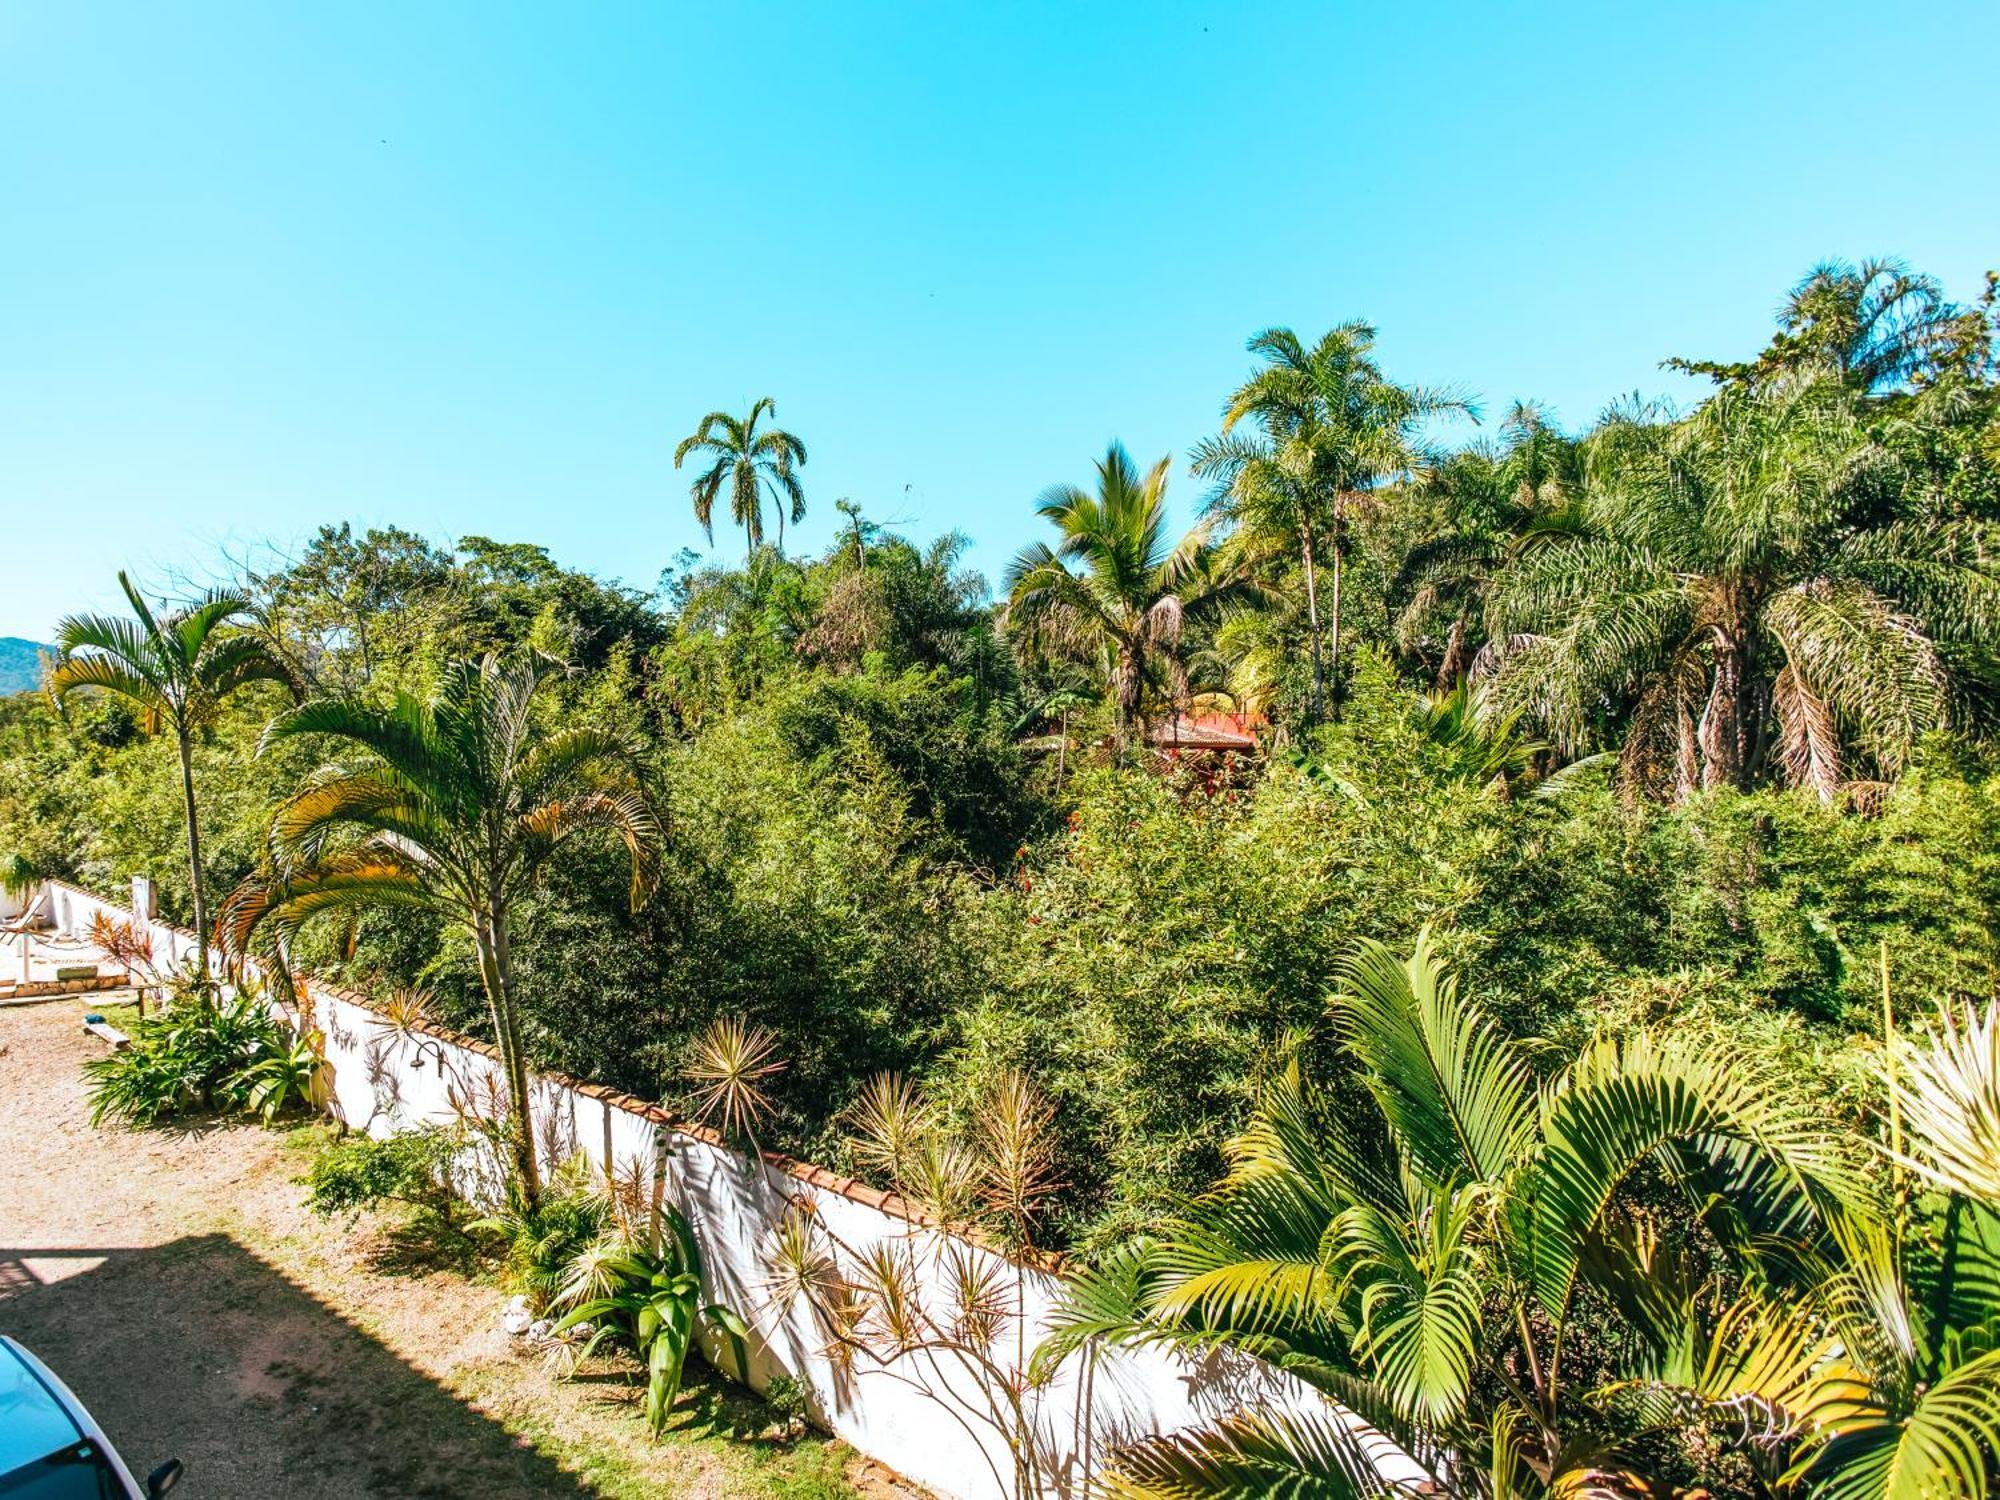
[{"left": 40, "top": 879, "right": 1424, "bottom": 1500}]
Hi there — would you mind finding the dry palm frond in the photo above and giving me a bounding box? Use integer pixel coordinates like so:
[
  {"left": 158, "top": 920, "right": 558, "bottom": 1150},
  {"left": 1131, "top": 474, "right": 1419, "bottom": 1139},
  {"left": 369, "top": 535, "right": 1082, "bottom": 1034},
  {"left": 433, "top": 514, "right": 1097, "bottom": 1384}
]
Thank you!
[
  {"left": 1773, "top": 661, "right": 1842, "bottom": 804},
  {"left": 681, "top": 1016, "right": 786, "bottom": 1143}
]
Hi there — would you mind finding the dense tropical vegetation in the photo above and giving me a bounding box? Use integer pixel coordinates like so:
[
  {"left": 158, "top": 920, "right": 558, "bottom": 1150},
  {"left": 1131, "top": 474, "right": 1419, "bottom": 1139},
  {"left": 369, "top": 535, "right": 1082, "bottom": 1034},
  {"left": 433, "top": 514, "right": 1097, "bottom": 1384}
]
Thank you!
[{"left": 7, "top": 256, "right": 2000, "bottom": 1492}]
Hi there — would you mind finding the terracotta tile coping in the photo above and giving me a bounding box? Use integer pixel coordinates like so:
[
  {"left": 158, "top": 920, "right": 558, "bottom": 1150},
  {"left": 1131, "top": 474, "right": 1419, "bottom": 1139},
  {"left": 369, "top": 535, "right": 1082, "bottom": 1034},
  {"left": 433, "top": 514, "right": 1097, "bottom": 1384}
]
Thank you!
[{"left": 49, "top": 880, "right": 1067, "bottom": 1274}]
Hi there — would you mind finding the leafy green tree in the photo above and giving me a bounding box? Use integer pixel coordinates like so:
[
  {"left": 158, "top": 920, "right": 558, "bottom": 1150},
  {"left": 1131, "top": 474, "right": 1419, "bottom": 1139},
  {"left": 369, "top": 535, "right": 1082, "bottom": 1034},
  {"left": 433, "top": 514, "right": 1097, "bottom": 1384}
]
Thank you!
[
  {"left": 1194, "top": 324, "right": 1474, "bottom": 720},
  {"left": 673, "top": 397, "right": 808, "bottom": 558},
  {"left": 49, "top": 572, "right": 296, "bottom": 983},
  {"left": 1486, "top": 378, "right": 2000, "bottom": 801},
  {"left": 254, "top": 523, "right": 456, "bottom": 690},
  {"left": 219, "top": 651, "right": 663, "bottom": 1203},
  {"left": 1005, "top": 441, "right": 1244, "bottom": 741}
]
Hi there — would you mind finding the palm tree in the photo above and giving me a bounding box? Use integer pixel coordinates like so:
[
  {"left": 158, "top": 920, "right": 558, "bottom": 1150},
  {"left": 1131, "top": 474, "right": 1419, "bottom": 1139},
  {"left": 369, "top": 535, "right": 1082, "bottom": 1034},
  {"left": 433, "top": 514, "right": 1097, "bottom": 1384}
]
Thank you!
[
  {"left": 1670, "top": 257, "right": 1968, "bottom": 395},
  {"left": 49, "top": 572, "right": 296, "bottom": 985},
  {"left": 673, "top": 398, "right": 807, "bottom": 558},
  {"left": 1193, "top": 324, "right": 1475, "bottom": 721},
  {"left": 1389, "top": 404, "right": 1584, "bottom": 690},
  {"left": 1484, "top": 377, "right": 2000, "bottom": 802},
  {"left": 1004, "top": 442, "right": 1242, "bottom": 742},
  {"left": 218, "top": 651, "right": 662, "bottom": 1204},
  {"left": 1045, "top": 935, "right": 2000, "bottom": 1498}
]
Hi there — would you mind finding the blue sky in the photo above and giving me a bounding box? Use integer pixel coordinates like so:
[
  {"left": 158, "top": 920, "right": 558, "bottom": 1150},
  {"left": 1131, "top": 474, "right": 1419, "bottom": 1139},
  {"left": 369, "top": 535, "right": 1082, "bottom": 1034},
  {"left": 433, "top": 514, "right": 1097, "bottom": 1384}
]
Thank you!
[{"left": 3, "top": 1, "right": 1997, "bottom": 640}]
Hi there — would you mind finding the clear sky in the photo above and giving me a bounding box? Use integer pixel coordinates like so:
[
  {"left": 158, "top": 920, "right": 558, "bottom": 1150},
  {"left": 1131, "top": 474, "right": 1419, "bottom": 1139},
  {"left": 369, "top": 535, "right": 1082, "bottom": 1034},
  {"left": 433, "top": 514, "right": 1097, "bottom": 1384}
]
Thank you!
[{"left": 3, "top": 1, "right": 1997, "bottom": 640}]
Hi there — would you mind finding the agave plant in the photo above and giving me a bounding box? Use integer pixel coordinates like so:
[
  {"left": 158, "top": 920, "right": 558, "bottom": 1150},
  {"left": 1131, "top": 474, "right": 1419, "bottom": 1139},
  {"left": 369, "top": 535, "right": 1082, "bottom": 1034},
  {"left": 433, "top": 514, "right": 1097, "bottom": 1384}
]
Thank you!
[
  {"left": 551, "top": 1206, "right": 747, "bottom": 1437},
  {"left": 1038, "top": 934, "right": 2000, "bottom": 1497}
]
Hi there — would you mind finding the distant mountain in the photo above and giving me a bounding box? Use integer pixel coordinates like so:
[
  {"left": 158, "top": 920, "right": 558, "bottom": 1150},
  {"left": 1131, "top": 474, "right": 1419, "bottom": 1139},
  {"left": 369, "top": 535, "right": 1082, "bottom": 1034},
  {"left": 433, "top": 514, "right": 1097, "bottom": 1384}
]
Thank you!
[{"left": 0, "top": 638, "right": 50, "bottom": 696}]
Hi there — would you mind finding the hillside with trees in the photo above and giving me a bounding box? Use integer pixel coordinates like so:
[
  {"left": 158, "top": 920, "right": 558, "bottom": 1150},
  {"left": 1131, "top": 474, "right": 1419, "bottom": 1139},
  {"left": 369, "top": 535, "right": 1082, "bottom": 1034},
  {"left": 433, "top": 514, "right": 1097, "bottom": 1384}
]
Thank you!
[{"left": 5, "top": 257, "right": 2000, "bottom": 1496}]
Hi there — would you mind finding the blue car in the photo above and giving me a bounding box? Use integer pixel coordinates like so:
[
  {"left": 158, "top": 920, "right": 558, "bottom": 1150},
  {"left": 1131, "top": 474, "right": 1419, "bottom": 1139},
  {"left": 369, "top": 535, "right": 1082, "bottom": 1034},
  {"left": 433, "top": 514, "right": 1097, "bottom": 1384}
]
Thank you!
[{"left": 0, "top": 1336, "right": 182, "bottom": 1499}]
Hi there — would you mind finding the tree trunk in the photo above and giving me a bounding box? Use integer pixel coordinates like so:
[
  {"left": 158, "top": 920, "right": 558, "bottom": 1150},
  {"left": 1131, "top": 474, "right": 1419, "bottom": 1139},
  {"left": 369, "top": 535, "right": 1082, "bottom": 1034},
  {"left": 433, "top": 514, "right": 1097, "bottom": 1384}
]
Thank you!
[
  {"left": 1327, "top": 498, "right": 1345, "bottom": 722},
  {"left": 175, "top": 725, "right": 211, "bottom": 991},
  {"left": 1436, "top": 614, "right": 1468, "bottom": 692},
  {"left": 1300, "top": 515, "right": 1325, "bottom": 723},
  {"left": 474, "top": 904, "right": 543, "bottom": 1207},
  {"left": 1116, "top": 643, "right": 1143, "bottom": 749},
  {"left": 1698, "top": 624, "right": 1752, "bottom": 791}
]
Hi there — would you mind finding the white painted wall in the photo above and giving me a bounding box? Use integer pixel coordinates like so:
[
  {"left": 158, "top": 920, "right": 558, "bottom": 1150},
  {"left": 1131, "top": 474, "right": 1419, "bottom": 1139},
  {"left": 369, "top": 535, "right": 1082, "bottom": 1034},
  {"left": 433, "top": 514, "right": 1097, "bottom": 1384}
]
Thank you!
[{"left": 41, "top": 880, "right": 1425, "bottom": 1500}]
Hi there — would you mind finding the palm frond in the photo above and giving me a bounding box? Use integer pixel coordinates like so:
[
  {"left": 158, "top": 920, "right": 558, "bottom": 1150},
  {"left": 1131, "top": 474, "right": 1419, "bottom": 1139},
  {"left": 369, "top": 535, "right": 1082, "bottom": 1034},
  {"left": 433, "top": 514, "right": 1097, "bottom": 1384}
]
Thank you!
[
  {"left": 1892, "top": 1000, "right": 2000, "bottom": 1206},
  {"left": 1332, "top": 931, "right": 1536, "bottom": 1189}
]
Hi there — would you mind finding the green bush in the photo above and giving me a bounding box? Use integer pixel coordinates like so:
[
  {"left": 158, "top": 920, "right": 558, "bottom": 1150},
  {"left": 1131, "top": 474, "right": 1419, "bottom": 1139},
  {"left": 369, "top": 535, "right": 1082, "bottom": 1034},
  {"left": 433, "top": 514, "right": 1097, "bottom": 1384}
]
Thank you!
[
  {"left": 470, "top": 1158, "right": 610, "bottom": 1311},
  {"left": 301, "top": 1125, "right": 465, "bottom": 1225},
  {"left": 85, "top": 989, "right": 310, "bottom": 1127}
]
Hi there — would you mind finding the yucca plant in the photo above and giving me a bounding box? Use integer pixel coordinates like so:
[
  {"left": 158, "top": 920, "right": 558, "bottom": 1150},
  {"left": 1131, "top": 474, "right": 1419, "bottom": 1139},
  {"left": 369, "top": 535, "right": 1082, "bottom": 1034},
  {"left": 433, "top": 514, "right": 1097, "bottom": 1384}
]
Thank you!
[
  {"left": 49, "top": 571, "right": 297, "bottom": 985},
  {"left": 1041, "top": 932, "right": 1938, "bottom": 1498},
  {"left": 218, "top": 650, "right": 663, "bottom": 1206}
]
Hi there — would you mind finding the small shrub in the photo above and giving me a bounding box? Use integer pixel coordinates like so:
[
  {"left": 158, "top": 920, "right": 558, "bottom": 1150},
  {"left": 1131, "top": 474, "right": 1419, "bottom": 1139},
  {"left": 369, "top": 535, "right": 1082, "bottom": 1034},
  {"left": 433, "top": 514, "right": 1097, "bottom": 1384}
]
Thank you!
[
  {"left": 764, "top": 1374, "right": 811, "bottom": 1437},
  {"left": 470, "top": 1156, "right": 609, "bottom": 1311},
  {"left": 301, "top": 1126, "right": 462, "bottom": 1225},
  {"left": 84, "top": 988, "right": 307, "bottom": 1126}
]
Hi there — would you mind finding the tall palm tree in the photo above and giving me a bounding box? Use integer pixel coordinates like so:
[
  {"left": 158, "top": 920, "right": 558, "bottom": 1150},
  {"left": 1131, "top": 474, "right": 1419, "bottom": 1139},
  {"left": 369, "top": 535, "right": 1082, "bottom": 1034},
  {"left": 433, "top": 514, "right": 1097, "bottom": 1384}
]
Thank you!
[
  {"left": 1046, "top": 936, "right": 2000, "bottom": 1499},
  {"left": 1004, "top": 442, "right": 1240, "bottom": 742},
  {"left": 1193, "top": 323, "right": 1475, "bottom": 721},
  {"left": 218, "top": 651, "right": 662, "bottom": 1204},
  {"left": 673, "top": 398, "right": 808, "bottom": 558},
  {"left": 49, "top": 572, "right": 296, "bottom": 985},
  {"left": 1484, "top": 377, "right": 2000, "bottom": 802},
  {"left": 1389, "top": 404, "right": 1584, "bottom": 690}
]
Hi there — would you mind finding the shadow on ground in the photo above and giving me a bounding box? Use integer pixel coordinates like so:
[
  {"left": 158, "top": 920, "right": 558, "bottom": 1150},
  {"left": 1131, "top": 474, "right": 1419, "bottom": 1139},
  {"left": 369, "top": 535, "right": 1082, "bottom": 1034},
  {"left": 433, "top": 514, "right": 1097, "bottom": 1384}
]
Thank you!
[{"left": 0, "top": 1234, "right": 600, "bottom": 1498}]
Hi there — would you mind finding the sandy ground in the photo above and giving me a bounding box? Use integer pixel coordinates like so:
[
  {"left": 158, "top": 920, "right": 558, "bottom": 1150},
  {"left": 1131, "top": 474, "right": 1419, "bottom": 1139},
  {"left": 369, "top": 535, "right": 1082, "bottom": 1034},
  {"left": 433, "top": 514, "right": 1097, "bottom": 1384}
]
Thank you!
[{"left": 0, "top": 997, "right": 915, "bottom": 1499}]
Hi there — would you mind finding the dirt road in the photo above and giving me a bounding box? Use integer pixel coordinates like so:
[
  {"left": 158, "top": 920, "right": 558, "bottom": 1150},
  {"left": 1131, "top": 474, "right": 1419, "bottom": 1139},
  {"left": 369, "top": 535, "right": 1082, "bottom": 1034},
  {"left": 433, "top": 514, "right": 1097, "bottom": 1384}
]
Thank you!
[{"left": 0, "top": 997, "right": 865, "bottom": 1498}]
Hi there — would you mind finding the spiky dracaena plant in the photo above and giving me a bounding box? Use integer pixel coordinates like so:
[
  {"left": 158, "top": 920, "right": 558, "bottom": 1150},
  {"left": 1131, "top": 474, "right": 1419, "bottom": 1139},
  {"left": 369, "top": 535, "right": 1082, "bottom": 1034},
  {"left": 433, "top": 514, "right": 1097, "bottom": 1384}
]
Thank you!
[
  {"left": 48, "top": 572, "right": 297, "bottom": 986},
  {"left": 672, "top": 397, "right": 808, "bottom": 558},
  {"left": 1038, "top": 933, "right": 1946, "bottom": 1498},
  {"left": 1482, "top": 378, "right": 2000, "bottom": 803},
  {"left": 1006, "top": 441, "right": 1249, "bottom": 743},
  {"left": 757, "top": 1068, "right": 1068, "bottom": 1499},
  {"left": 681, "top": 1015, "right": 786, "bottom": 1152},
  {"left": 219, "top": 650, "right": 662, "bottom": 1205}
]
